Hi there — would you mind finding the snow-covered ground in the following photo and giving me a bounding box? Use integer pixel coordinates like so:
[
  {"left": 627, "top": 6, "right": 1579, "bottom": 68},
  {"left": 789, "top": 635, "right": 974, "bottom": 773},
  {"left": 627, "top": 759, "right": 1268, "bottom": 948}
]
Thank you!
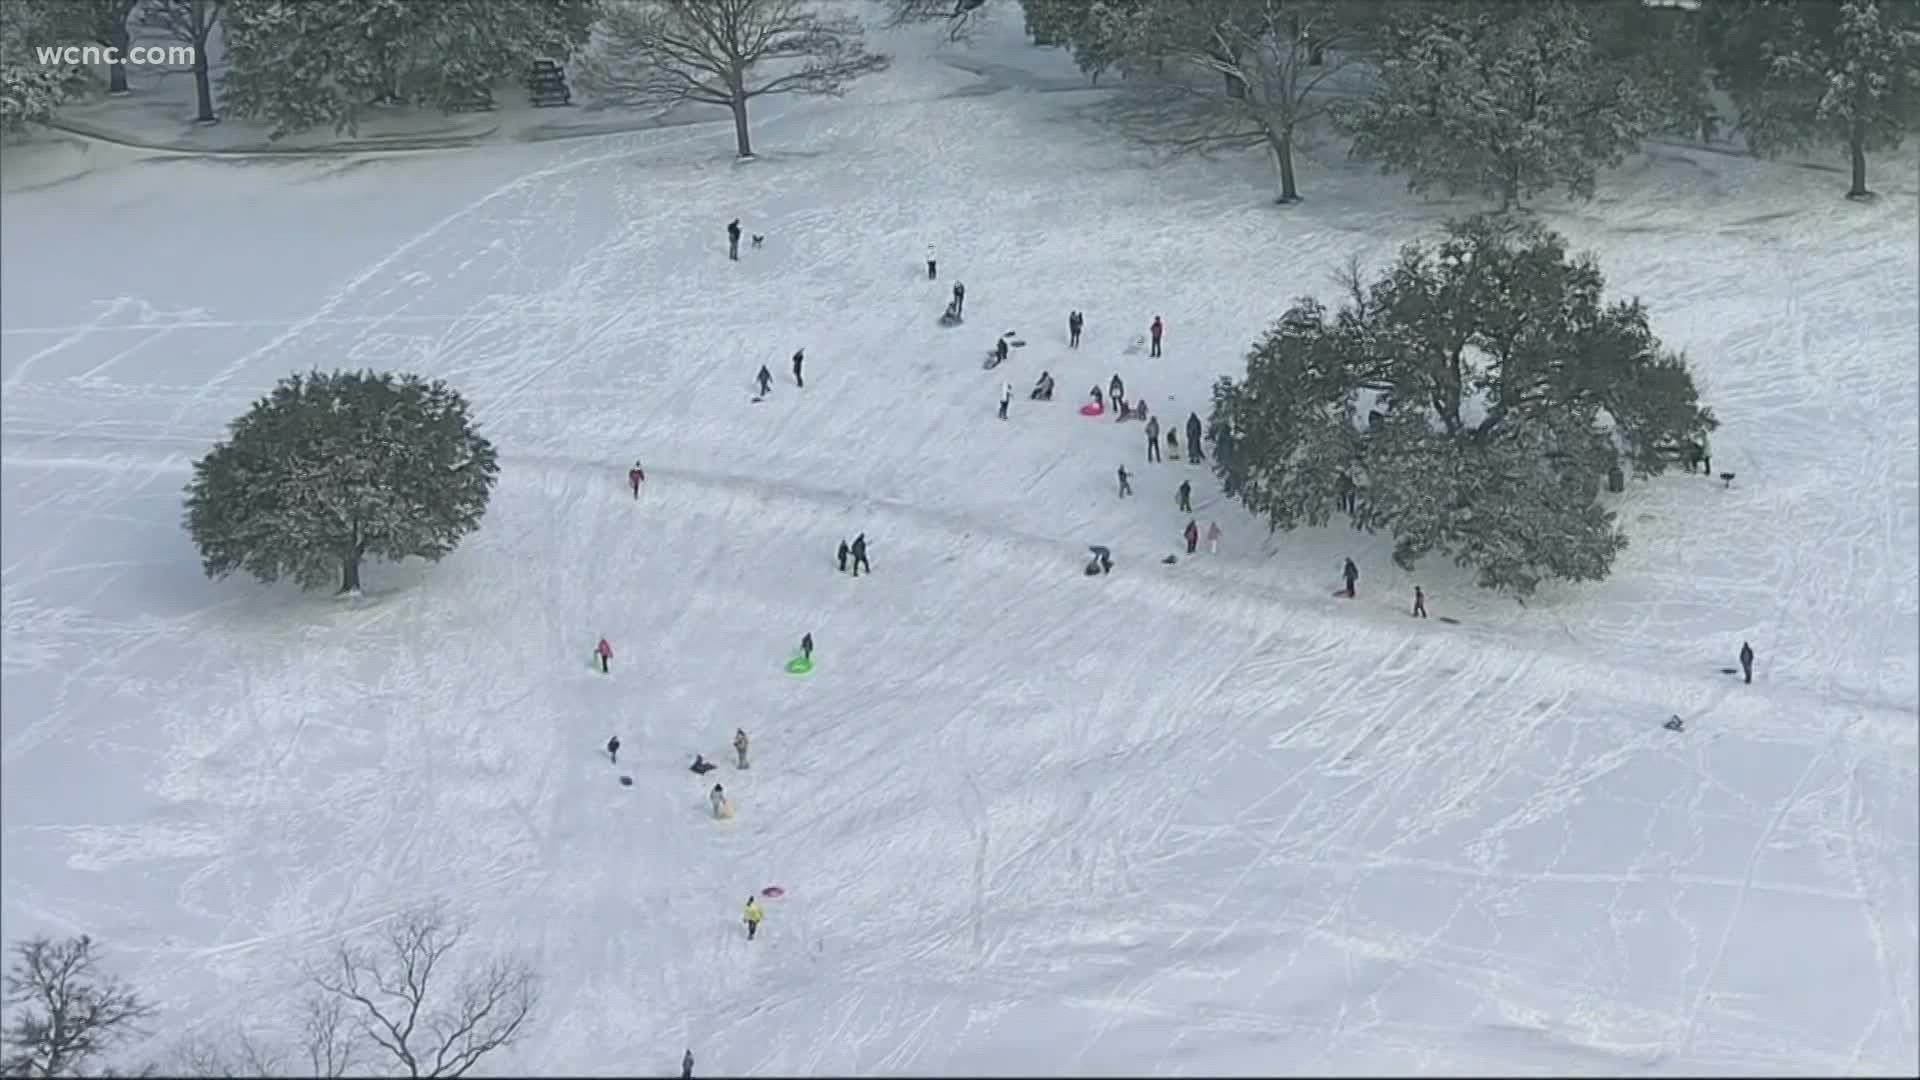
[{"left": 4, "top": 11, "right": 1917, "bottom": 1076}]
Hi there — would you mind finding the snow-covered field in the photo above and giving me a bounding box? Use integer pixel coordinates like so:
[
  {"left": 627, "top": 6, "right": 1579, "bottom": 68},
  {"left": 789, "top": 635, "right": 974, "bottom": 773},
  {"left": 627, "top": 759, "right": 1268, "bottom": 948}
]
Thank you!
[{"left": 4, "top": 12, "right": 1917, "bottom": 1076}]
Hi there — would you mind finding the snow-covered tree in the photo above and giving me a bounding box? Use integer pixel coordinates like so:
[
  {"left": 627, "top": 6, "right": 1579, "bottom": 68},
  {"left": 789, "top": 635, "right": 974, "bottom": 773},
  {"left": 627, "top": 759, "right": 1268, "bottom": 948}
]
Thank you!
[
  {"left": 883, "top": 0, "right": 993, "bottom": 42},
  {"left": 0, "top": 1, "right": 89, "bottom": 133},
  {"left": 1338, "top": 1, "right": 1656, "bottom": 209},
  {"left": 3, "top": 935, "right": 155, "bottom": 1078},
  {"left": 1103, "top": 0, "right": 1381, "bottom": 203},
  {"left": 1708, "top": 0, "right": 1920, "bottom": 199},
  {"left": 1209, "top": 215, "right": 1718, "bottom": 598},
  {"left": 184, "top": 370, "right": 499, "bottom": 596},
  {"left": 138, "top": 0, "right": 223, "bottom": 123},
  {"left": 221, "top": 0, "right": 594, "bottom": 138},
  {"left": 576, "top": 0, "right": 889, "bottom": 158},
  {"left": 51, "top": 0, "right": 141, "bottom": 95}
]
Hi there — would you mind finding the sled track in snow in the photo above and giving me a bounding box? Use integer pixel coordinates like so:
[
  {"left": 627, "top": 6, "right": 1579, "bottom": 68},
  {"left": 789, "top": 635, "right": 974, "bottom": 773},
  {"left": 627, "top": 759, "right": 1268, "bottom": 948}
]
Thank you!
[{"left": 5, "top": 432, "right": 1915, "bottom": 764}]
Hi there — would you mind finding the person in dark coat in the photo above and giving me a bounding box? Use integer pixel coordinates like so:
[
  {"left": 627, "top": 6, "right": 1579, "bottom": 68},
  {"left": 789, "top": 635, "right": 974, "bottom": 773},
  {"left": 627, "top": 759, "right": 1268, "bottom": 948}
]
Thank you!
[
  {"left": 1068, "top": 310, "right": 1083, "bottom": 348},
  {"left": 628, "top": 461, "right": 646, "bottom": 499},
  {"left": 1177, "top": 479, "right": 1192, "bottom": 512},
  {"left": 1412, "top": 586, "right": 1427, "bottom": 618},
  {"left": 683, "top": 1049, "right": 695, "bottom": 1079},
  {"left": 1342, "top": 558, "right": 1359, "bottom": 598},
  {"left": 1145, "top": 416, "right": 1161, "bottom": 462},
  {"left": 1149, "top": 316, "right": 1164, "bottom": 357},
  {"left": 727, "top": 219, "right": 741, "bottom": 260},
  {"left": 1738, "top": 641, "right": 1755, "bottom": 684},
  {"left": 1117, "top": 466, "right": 1132, "bottom": 498},
  {"left": 1109, "top": 374, "right": 1124, "bottom": 403},
  {"left": 1184, "top": 519, "right": 1199, "bottom": 554},
  {"left": 850, "top": 533, "right": 870, "bottom": 576},
  {"left": 837, "top": 539, "right": 850, "bottom": 572},
  {"left": 1185, "top": 413, "right": 1204, "bottom": 462},
  {"left": 1336, "top": 472, "right": 1356, "bottom": 513},
  {"left": 791, "top": 348, "right": 805, "bottom": 388},
  {"left": 994, "top": 336, "right": 1009, "bottom": 363},
  {"left": 801, "top": 633, "right": 814, "bottom": 662},
  {"left": 756, "top": 365, "right": 772, "bottom": 396},
  {"left": 607, "top": 735, "right": 620, "bottom": 764},
  {"left": 952, "top": 281, "right": 966, "bottom": 317}
]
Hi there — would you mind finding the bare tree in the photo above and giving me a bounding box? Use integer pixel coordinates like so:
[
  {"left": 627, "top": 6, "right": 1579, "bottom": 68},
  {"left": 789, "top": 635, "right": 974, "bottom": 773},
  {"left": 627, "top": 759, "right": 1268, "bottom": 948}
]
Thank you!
[
  {"left": 136, "top": 0, "right": 223, "bottom": 124},
  {"left": 1115, "top": 0, "right": 1376, "bottom": 203},
  {"left": 172, "top": 1028, "right": 283, "bottom": 1077},
  {"left": 881, "top": 0, "right": 992, "bottom": 42},
  {"left": 577, "top": 0, "right": 889, "bottom": 158},
  {"left": 305, "top": 907, "right": 536, "bottom": 1079},
  {"left": 2, "top": 935, "right": 156, "bottom": 1078}
]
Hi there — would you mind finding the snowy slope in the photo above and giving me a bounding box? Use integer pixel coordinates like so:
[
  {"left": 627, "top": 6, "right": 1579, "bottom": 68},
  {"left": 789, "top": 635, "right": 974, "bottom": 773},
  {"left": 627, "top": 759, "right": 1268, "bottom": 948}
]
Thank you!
[{"left": 3, "top": 10, "right": 1916, "bottom": 1077}]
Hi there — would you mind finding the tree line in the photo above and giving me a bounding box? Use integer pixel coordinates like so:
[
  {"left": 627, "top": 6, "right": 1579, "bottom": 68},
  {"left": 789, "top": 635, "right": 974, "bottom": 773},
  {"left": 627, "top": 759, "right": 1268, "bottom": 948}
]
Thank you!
[
  {"left": 1, "top": 1, "right": 888, "bottom": 158},
  {"left": 913, "top": 0, "right": 1920, "bottom": 202},
  {"left": 1, "top": 909, "right": 536, "bottom": 1078}
]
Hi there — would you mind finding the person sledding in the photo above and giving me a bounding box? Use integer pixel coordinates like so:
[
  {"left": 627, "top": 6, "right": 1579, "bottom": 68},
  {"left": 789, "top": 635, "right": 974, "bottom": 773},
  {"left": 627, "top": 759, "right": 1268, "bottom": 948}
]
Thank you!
[
  {"left": 1030, "top": 371, "right": 1055, "bottom": 401},
  {"left": 940, "top": 297, "right": 963, "bottom": 326},
  {"left": 690, "top": 753, "right": 717, "bottom": 775}
]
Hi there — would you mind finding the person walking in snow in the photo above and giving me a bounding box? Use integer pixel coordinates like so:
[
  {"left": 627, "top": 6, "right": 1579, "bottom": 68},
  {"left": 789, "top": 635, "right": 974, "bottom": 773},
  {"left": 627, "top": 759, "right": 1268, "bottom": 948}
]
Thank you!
[
  {"left": 1412, "top": 586, "right": 1427, "bottom": 618},
  {"left": 999, "top": 381, "right": 1012, "bottom": 420},
  {"left": 1207, "top": 520, "right": 1221, "bottom": 554},
  {"left": 1068, "top": 310, "right": 1083, "bottom": 348},
  {"left": 1185, "top": 413, "right": 1204, "bottom": 462},
  {"left": 927, "top": 244, "right": 938, "bottom": 280},
  {"left": 743, "top": 896, "right": 764, "bottom": 940},
  {"left": 800, "top": 632, "right": 814, "bottom": 663},
  {"left": 952, "top": 281, "right": 966, "bottom": 318},
  {"left": 710, "top": 783, "right": 729, "bottom": 819},
  {"left": 994, "top": 336, "right": 1009, "bottom": 364},
  {"left": 628, "top": 461, "right": 646, "bottom": 499},
  {"left": 1109, "top": 374, "right": 1124, "bottom": 404},
  {"left": 1149, "top": 316, "right": 1164, "bottom": 357},
  {"left": 1176, "top": 479, "right": 1192, "bottom": 513},
  {"left": 837, "top": 538, "right": 850, "bottom": 572},
  {"left": 595, "top": 637, "right": 613, "bottom": 674},
  {"left": 1167, "top": 428, "right": 1179, "bottom": 457},
  {"left": 1342, "top": 558, "right": 1359, "bottom": 599},
  {"left": 791, "top": 348, "right": 805, "bottom": 388},
  {"left": 756, "top": 365, "right": 772, "bottom": 397},
  {"left": 1184, "top": 519, "right": 1199, "bottom": 555},
  {"left": 1117, "top": 465, "right": 1132, "bottom": 498},
  {"left": 850, "top": 533, "right": 870, "bottom": 576},
  {"left": 1335, "top": 472, "right": 1356, "bottom": 514},
  {"left": 606, "top": 735, "right": 620, "bottom": 764},
  {"left": 683, "top": 1049, "right": 695, "bottom": 1079},
  {"left": 727, "top": 219, "right": 742, "bottom": 261},
  {"left": 734, "top": 728, "right": 750, "bottom": 769},
  {"left": 1738, "top": 641, "right": 1755, "bottom": 684},
  {"left": 1145, "top": 416, "right": 1161, "bottom": 462}
]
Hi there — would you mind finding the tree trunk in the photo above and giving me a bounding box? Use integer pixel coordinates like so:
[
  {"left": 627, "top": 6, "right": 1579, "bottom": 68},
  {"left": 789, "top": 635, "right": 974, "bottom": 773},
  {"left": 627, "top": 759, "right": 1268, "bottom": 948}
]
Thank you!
[
  {"left": 106, "top": 24, "right": 130, "bottom": 95},
  {"left": 1224, "top": 71, "right": 1246, "bottom": 99},
  {"left": 191, "top": 46, "right": 216, "bottom": 122},
  {"left": 1846, "top": 129, "right": 1870, "bottom": 199},
  {"left": 338, "top": 552, "right": 362, "bottom": 594},
  {"left": 1269, "top": 129, "right": 1300, "bottom": 203},
  {"left": 729, "top": 92, "right": 752, "bottom": 157}
]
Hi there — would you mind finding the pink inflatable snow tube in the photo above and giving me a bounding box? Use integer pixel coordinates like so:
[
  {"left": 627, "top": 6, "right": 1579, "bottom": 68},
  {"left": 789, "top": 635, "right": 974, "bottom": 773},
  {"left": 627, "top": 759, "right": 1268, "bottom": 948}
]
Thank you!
[{"left": 1080, "top": 403, "right": 1105, "bottom": 417}]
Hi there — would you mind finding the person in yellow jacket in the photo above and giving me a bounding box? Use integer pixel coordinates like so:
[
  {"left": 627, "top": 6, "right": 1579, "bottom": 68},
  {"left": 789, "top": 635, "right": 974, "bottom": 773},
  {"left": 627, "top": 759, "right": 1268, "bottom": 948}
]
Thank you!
[
  {"left": 733, "top": 728, "right": 750, "bottom": 769},
  {"left": 743, "top": 897, "right": 764, "bottom": 940}
]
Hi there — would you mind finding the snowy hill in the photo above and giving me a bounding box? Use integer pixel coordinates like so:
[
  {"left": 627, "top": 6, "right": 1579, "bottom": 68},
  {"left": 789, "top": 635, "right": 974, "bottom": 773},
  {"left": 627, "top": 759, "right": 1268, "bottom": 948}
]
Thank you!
[{"left": 3, "top": 10, "right": 1916, "bottom": 1077}]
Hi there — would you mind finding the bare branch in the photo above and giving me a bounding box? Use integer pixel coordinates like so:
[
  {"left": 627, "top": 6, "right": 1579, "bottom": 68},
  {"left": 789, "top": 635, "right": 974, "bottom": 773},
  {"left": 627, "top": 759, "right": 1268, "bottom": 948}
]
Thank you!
[
  {"left": 577, "top": 0, "right": 889, "bottom": 108},
  {"left": 3, "top": 935, "right": 156, "bottom": 1078},
  {"left": 170, "top": 1027, "right": 284, "bottom": 1078},
  {"left": 306, "top": 907, "right": 536, "bottom": 1080}
]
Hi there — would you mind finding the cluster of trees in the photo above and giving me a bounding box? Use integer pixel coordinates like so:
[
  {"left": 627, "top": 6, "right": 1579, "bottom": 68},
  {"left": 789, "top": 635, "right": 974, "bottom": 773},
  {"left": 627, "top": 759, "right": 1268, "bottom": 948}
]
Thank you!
[
  {"left": 899, "top": 0, "right": 1919, "bottom": 202},
  {"left": 3, "top": 909, "right": 537, "bottom": 1078},
  {"left": 1, "top": 0, "right": 892, "bottom": 152},
  {"left": 184, "top": 370, "right": 499, "bottom": 596},
  {"left": 1206, "top": 215, "right": 1717, "bottom": 597}
]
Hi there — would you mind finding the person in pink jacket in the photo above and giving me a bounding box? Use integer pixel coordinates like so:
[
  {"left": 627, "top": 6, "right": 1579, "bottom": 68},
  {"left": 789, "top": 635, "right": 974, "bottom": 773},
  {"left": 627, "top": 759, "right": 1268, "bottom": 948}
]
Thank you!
[
  {"left": 1207, "top": 521, "right": 1222, "bottom": 554},
  {"left": 595, "top": 637, "right": 613, "bottom": 674}
]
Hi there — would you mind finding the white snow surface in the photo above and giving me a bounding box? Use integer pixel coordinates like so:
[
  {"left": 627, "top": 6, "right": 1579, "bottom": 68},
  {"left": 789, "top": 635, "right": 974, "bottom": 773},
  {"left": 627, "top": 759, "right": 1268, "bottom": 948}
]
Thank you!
[{"left": 4, "top": 12, "right": 1917, "bottom": 1077}]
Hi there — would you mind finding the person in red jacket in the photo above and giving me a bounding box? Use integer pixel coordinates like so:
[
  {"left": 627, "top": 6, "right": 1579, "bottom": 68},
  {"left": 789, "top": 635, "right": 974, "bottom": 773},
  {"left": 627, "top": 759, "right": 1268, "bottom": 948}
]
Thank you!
[
  {"left": 628, "top": 461, "right": 645, "bottom": 499},
  {"left": 1184, "top": 519, "right": 1199, "bottom": 554},
  {"left": 595, "top": 637, "right": 613, "bottom": 674},
  {"left": 1149, "top": 316, "right": 1164, "bottom": 357}
]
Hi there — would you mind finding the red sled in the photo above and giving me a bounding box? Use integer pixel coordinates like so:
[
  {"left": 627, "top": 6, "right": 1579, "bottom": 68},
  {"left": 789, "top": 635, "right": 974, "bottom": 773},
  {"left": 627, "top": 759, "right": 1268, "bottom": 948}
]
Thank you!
[{"left": 760, "top": 886, "right": 785, "bottom": 898}]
